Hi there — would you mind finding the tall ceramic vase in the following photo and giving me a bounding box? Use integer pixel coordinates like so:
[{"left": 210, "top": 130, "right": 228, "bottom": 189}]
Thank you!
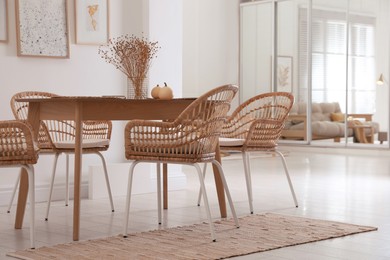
[{"left": 127, "top": 77, "right": 148, "bottom": 99}]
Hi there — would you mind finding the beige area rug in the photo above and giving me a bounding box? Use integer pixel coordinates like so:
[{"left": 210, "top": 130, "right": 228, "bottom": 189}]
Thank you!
[{"left": 8, "top": 213, "right": 377, "bottom": 260}]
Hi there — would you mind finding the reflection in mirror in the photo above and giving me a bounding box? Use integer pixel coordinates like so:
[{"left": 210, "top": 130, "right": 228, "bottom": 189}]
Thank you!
[{"left": 240, "top": 0, "right": 389, "bottom": 148}]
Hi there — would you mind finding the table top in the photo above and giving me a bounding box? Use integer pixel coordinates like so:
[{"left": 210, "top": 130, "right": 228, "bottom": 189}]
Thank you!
[
  {"left": 21, "top": 96, "right": 197, "bottom": 121},
  {"left": 16, "top": 96, "right": 196, "bottom": 103}
]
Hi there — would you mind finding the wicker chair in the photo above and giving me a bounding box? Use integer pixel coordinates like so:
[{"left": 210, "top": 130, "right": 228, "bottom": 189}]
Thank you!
[
  {"left": 0, "top": 120, "right": 39, "bottom": 249},
  {"left": 198, "top": 92, "right": 298, "bottom": 214},
  {"left": 7, "top": 91, "right": 114, "bottom": 220},
  {"left": 123, "top": 85, "right": 239, "bottom": 242}
]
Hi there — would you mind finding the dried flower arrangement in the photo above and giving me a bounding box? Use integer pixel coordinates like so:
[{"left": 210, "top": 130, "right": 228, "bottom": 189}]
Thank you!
[{"left": 99, "top": 34, "right": 160, "bottom": 99}]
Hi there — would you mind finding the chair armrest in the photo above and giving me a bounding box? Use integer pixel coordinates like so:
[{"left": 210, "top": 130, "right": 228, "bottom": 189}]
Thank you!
[
  {"left": 286, "top": 114, "right": 307, "bottom": 124},
  {"left": 125, "top": 119, "right": 217, "bottom": 156},
  {"left": 0, "top": 120, "right": 39, "bottom": 163},
  {"left": 282, "top": 114, "right": 308, "bottom": 141},
  {"left": 347, "top": 114, "right": 373, "bottom": 121},
  {"left": 125, "top": 120, "right": 190, "bottom": 146},
  {"left": 125, "top": 120, "right": 175, "bottom": 134}
]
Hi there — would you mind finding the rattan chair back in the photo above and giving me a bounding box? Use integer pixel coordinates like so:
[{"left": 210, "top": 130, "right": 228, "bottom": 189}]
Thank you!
[
  {"left": 221, "top": 92, "right": 294, "bottom": 150},
  {"left": 125, "top": 85, "right": 238, "bottom": 163},
  {"left": 10, "top": 91, "right": 112, "bottom": 151},
  {"left": 11, "top": 91, "right": 57, "bottom": 150}
]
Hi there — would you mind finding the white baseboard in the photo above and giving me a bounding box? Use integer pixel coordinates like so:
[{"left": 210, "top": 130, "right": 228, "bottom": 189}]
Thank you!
[
  {"left": 0, "top": 162, "right": 188, "bottom": 207},
  {"left": 88, "top": 163, "right": 187, "bottom": 199},
  {"left": 0, "top": 182, "right": 88, "bottom": 207}
]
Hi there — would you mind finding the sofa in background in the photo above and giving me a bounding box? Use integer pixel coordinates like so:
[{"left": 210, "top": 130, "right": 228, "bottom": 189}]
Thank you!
[{"left": 281, "top": 102, "right": 380, "bottom": 143}]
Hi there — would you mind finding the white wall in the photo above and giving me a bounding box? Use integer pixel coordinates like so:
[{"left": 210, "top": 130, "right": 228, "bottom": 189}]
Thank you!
[
  {"left": 183, "top": 0, "right": 240, "bottom": 106},
  {"left": 149, "top": 0, "right": 183, "bottom": 97},
  {"left": 0, "top": 1, "right": 128, "bottom": 199},
  {"left": 374, "top": 0, "right": 390, "bottom": 132},
  {"left": 0, "top": 0, "right": 240, "bottom": 205}
]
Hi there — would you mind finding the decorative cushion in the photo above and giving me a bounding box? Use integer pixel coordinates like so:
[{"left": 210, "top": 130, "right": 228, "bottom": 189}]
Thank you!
[
  {"left": 219, "top": 137, "right": 245, "bottom": 147},
  {"left": 330, "top": 113, "right": 345, "bottom": 122},
  {"left": 53, "top": 139, "right": 110, "bottom": 149}
]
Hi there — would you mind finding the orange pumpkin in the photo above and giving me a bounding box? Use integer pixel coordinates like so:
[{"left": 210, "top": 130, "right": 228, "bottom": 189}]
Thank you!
[
  {"left": 151, "top": 84, "right": 160, "bottom": 99},
  {"left": 158, "top": 82, "right": 173, "bottom": 100}
]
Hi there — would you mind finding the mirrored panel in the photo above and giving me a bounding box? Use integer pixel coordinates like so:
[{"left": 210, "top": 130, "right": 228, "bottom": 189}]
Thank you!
[
  {"left": 240, "top": 0, "right": 390, "bottom": 148},
  {"left": 276, "top": 0, "right": 311, "bottom": 143}
]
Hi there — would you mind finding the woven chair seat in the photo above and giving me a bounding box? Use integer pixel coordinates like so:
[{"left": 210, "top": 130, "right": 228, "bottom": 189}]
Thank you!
[{"left": 219, "top": 137, "right": 245, "bottom": 147}]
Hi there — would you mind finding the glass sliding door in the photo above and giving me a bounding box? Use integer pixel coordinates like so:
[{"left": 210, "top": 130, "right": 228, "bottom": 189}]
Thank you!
[
  {"left": 347, "top": 1, "right": 377, "bottom": 146},
  {"left": 301, "top": 1, "right": 350, "bottom": 145},
  {"left": 276, "top": 0, "right": 311, "bottom": 143}
]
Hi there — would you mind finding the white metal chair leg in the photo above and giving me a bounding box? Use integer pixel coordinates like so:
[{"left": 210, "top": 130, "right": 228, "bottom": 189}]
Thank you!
[
  {"left": 242, "top": 152, "right": 254, "bottom": 214},
  {"left": 65, "top": 153, "right": 69, "bottom": 206},
  {"left": 197, "top": 163, "right": 207, "bottom": 206},
  {"left": 275, "top": 150, "right": 298, "bottom": 207},
  {"left": 123, "top": 161, "right": 139, "bottom": 238},
  {"left": 156, "top": 163, "right": 162, "bottom": 224},
  {"left": 211, "top": 160, "right": 239, "bottom": 228},
  {"left": 7, "top": 170, "right": 21, "bottom": 213},
  {"left": 95, "top": 151, "right": 115, "bottom": 212},
  {"left": 195, "top": 163, "right": 216, "bottom": 242},
  {"left": 45, "top": 153, "right": 60, "bottom": 221}
]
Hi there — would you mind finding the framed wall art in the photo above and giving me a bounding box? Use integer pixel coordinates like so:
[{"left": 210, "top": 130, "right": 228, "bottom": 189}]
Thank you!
[
  {"left": 75, "top": 0, "right": 109, "bottom": 45},
  {"left": 0, "top": 0, "right": 8, "bottom": 42},
  {"left": 277, "top": 56, "right": 293, "bottom": 92},
  {"left": 15, "top": 0, "right": 70, "bottom": 58}
]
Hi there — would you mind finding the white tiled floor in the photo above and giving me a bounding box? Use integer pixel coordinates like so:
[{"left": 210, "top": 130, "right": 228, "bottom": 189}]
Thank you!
[{"left": 1, "top": 148, "right": 390, "bottom": 259}]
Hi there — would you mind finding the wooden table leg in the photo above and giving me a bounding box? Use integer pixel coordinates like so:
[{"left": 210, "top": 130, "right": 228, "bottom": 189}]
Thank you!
[
  {"left": 369, "top": 127, "right": 374, "bottom": 143},
  {"left": 163, "top": 163, "right": 168, "bottom": 209},
  {"left": 73, "top": 104, "right": 82, "bottom": 241},
  {"left": 212, "top": 144, "right": 227, "bottom": 218},
  {"left": 16, "top": 103, "right": 41, "bottom": 229},
  {"left": 15, "top": 169, "right": 28, "bottom": 229}
]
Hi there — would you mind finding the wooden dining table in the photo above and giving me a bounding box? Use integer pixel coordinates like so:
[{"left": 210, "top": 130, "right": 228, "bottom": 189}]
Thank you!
[{"left": 15, "top": 96, "right": 227, "bottom": 241}]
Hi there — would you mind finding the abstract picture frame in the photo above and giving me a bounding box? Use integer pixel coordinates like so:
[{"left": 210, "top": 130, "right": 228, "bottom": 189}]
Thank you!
[
  {"left": 277, "top": 56, "right": 293, "bottom": 92},
  {"left": 75, "top": 0, "right": 109, "bottom": 45},
  {"left": 15, "top": 0, "right": 70, "bottom": 58},
  {"left": 0, "top": 0, "right": 8, "bottom": 43}
]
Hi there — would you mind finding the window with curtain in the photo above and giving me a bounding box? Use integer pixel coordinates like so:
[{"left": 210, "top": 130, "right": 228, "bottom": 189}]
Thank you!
[{"left": 299, "top": 8, "right": 376, "bottom": 114}]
